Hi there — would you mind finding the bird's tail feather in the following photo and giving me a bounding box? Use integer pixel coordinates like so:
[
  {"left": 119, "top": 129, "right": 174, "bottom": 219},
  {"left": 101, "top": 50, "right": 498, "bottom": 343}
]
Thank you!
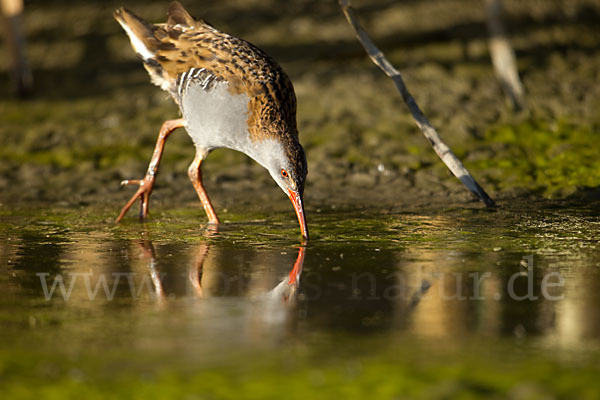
[
  {"left": 114, "top": 7, "right": 175, "bottom": 91},
  {"left": 114, "top": 7, "right": 159, "bottom": 62},
  {"left": 114, "top": 2, "right": 203, "bottom": 94}
]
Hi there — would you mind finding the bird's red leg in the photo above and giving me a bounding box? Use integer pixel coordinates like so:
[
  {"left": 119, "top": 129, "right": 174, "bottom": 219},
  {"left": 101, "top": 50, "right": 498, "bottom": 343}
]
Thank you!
[
  {"left": 188, "top": 151, "right": 220, "bottom": 224},
  {"left": 116, "top": 118, "right": 186, "bottom": 222}
]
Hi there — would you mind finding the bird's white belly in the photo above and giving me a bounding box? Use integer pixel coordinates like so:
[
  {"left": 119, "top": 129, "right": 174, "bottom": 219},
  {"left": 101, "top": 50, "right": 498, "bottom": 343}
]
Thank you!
[{"left": 181, "top": 80, "right": 252, "bottom": 153}]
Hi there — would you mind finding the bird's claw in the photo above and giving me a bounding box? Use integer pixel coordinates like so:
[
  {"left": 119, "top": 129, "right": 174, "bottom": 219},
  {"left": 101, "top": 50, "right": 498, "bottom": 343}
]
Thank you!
[
  {"left": 115, "top": 175, "right": 155, "bottom": 223},
  {"left": 121, "top": 179, "right": 141, "bottom": 186}
]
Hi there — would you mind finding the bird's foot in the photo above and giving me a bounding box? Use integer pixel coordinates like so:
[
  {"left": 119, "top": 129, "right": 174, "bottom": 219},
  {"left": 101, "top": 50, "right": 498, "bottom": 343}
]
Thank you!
[{"left": 116, "top": 175, "right": 156, "bottom": 222}]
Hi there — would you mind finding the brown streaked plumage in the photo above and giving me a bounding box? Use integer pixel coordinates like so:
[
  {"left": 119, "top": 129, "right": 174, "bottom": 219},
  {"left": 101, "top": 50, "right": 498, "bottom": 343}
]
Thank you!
[{"left": 114, "top": 1, "right": 308, "bottom": 239}]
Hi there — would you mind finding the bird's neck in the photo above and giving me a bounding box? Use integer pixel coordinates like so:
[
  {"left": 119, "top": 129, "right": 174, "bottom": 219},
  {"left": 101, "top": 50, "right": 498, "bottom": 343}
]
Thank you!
[{"left": 245, "top": 137, "right": 287, "bottom": 172}]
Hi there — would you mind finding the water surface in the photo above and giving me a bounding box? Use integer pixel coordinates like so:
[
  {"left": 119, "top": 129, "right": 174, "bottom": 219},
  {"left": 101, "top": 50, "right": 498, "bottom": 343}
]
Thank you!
[{"left": 1, "top": 203, "right": 600, "bottom": 397}]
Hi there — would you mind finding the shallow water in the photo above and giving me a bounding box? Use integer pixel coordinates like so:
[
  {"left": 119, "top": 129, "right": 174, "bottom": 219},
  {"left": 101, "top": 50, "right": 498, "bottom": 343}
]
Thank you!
[
  {"left": 1, "top": 203, "right": 600, "bottom": 396},
  {"left": 2, "top": 204, "right": 600, "bottom": 344}
]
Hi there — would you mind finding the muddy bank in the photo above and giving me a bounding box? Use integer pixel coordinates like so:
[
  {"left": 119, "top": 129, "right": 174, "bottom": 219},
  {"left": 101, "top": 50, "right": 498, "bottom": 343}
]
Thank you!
[{"left": 0, "top": 0, "right": 599, "bottom": 215}]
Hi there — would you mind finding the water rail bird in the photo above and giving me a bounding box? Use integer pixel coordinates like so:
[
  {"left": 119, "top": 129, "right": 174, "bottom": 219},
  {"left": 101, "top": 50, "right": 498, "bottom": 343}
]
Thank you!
[{"left": 114, "top": 1, "right": 308, "bottom": 239}]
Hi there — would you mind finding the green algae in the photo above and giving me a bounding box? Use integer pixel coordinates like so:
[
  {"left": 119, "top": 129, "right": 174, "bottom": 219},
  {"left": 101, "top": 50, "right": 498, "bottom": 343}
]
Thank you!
[
  {"left": 1, "top": 338, "right": 600, "bottom": 400},
  {"left": 469, "top": 120, "right": 600, "bottom": 197}
]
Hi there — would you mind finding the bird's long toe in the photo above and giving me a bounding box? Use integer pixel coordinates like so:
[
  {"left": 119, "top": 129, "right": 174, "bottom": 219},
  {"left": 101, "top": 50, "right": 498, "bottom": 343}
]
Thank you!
[{"left": 115, "top": 176, "right": 155, "bottom": 222}]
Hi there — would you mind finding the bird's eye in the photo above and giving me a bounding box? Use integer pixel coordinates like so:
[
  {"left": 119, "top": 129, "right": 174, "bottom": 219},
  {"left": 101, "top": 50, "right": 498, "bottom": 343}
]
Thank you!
[{"left": 281, "top": 169, "right": 289, "bottom": 178}]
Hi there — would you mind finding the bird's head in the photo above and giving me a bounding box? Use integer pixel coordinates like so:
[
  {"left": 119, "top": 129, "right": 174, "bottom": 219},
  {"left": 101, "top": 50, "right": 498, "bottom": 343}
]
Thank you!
[{"left": 260, "top": 138, "right": 308, "bottom": 240}]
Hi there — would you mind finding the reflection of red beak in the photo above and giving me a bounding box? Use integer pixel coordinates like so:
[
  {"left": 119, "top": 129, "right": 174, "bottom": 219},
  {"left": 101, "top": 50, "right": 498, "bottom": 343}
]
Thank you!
[
  {"left": 288, "top": 189, "right": 308, "bottom": 240},
  {"left": 288, "top": 246, "right": 305, "bottom": 285}
]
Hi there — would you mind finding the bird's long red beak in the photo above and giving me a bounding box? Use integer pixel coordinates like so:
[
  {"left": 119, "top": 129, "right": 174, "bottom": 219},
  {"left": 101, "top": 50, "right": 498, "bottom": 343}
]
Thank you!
[{"left": 288, "top": 189, "right": 308, "bottom": 240}]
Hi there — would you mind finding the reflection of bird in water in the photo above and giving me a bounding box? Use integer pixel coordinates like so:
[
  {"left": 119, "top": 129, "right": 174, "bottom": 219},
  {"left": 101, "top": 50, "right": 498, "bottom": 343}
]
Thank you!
[
  {"left": 136, "top": 238, "right": 165, "bottom": 303},
  {"left": 251, "top": 246, "right": 305, "bottom": 326},
  {"left": 113, "top": 1, "right": 308, "bottom": 239},
  {"left": 263, "top": 246, "right": 304, "bottom": 302},
  {"left": 135, "top": 234, "right": 306, "bottom": 342},
  {"left": 136, "top": 226, "right": 305, "bottom": 313}
]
